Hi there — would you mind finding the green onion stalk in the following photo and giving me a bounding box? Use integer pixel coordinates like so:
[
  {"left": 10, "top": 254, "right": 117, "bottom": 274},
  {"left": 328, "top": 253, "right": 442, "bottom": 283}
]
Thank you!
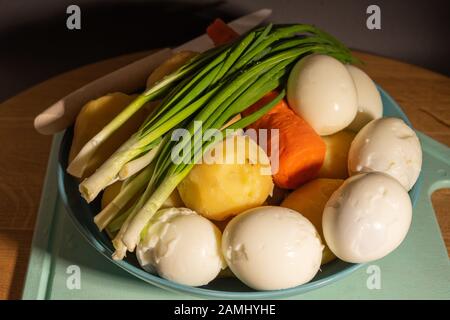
[
  {"left": 67, "top": 23, "right": 355, "bottom": 258},
  {"left": 78, "top": 51, "right": 234, "bottom": 202},
  {"left": 67, "top": 44, "right": 231, "bottom": 178},
  {"left": 119, "top": 46, "right": 351, "bottom": 253}
]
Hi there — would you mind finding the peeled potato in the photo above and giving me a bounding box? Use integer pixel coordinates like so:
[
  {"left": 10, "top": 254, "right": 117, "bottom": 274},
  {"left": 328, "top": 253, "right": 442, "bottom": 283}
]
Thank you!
[
  {"left": 318, "top": 130, "right": 355, "bottom": 179},
  {"left": 177, "top": 135, "right": 274, "bottom": 221},
  {"left": 146, "top": 51, "right": 198, "bottom": 88},
  {"left": 281, "top": 178, "right": 343, "bottom": 265},
  {"left": 101, "top": 180, "right": 184, "bottom": 210},
  {"left": 69, "top": 92, "right": 150, "bottom": 179}
]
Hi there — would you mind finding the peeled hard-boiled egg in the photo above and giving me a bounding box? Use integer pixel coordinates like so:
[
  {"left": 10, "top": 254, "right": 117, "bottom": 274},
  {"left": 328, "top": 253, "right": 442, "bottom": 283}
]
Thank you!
[
  {"left": 222, "top": 206, "right": 323, "bottom": 290},
  {"left": 136, "top": 208, "right": 225, "bottom": 286},
  {"left": 348, "top": 117, "right": 422, "bottom": 190},
  {"left": 287, "top": 54, "right": 358, "bottom": 136},
  {"left": 322, "top": 172, "right": 412, "bottom": 263},
  {"left": 346, "top": 65, "right": 383, "bottom": 131}
]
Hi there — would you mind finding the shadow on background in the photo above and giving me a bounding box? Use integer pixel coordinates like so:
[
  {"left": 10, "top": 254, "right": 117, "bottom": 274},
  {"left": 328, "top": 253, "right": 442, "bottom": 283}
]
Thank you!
[
  {"left": 0, "top": 0, "right": 242, "bottom": 102},
  {"left": 1, "top": 0, "right": 449, "bottom": 103}
]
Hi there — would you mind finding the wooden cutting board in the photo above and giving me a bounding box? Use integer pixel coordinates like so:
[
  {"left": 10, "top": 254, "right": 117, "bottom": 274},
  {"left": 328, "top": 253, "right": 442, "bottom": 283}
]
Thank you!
[{"left": 0, "top": 50, "right": 449, "bottom": 299}]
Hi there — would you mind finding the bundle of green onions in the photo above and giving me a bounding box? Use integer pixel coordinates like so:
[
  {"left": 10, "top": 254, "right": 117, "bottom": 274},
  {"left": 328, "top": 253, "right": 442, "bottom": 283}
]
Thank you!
[{"left": 67, "top": 23, "right": 355, "bottom": 260}]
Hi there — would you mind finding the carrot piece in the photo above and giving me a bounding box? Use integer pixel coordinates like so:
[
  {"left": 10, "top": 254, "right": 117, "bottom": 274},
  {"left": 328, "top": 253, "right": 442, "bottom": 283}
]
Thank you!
[
  {"left": 243, "top": 92, "right": 326, "bottom": 189},
  {"left": 207, "top": 18, "right": 239, "bottom": 46},
  {"left": 206, "top": 20, "right": 325, "bottom": 189}
]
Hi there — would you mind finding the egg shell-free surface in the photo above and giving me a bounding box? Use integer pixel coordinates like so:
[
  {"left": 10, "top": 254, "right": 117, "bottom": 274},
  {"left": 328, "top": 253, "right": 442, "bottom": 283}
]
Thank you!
[
  {"left": 137, "top": 208, "right": 225, "bottom": 286},
  {"left": 323, "top": 172, "right": 412, "bottom": 263},
  {"left": 287, "top": 54, "right": 358, "bottom": 136},
  {"left": 222, "top": 206, "right": 323, "bottom": 290},
  {"left": 348, "top": 117, "right": 422, "bottom": 190},
  {"left": 346, "top": 65, "right": 383, "bottom": 131}
]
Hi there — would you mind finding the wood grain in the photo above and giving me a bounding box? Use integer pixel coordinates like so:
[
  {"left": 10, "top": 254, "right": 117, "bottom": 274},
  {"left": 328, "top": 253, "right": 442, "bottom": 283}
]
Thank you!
[
  {"left": 0, "top": 230, "right": 33, "bottom": 299},
  {"left": 0, "top": 50, "right": 448, "bottom": 300}
]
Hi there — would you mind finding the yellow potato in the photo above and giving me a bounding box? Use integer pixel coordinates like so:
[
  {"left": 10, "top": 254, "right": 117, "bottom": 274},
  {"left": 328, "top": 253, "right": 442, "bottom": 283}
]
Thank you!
[
  {"left": 177, "top": 135, "right": 274, "bottom": 221},
  {"left": 69, "top": 92, "right": 149, "bottom": 179},
  {"left": 281, "top": 178, "right": 343, "bottom": 265},
  {"left": 318, "top": 130, "right": 356, "bottom": 179},
  {"left": 146, "top": 51, "right": 198, "bottom": 88}
]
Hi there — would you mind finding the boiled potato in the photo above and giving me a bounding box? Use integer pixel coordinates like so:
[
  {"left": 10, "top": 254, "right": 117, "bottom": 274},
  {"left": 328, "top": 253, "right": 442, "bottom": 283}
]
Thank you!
[
  {"left": 146, "top": 51, "right": 198, "bottom": 88},
  {"left": 318, "top": 130, "right": 355, "bottom": 179},
  {"left": 101, "top": 180, "right": 184, "bottom": 209},
  {"left": 177, "top": 135, "right": 274, "bottom": 221},
  {"left": 281, "top": 178, "right": 343, "bottom": 265},
  {"left": 69, "top": 92, "right": 150, "bottom": 179}
]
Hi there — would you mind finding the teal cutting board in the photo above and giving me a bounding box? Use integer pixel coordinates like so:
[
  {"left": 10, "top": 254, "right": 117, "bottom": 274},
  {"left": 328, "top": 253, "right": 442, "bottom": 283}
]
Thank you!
[{"left": 22, "top": 132, "right": 450, "bottom": 299}]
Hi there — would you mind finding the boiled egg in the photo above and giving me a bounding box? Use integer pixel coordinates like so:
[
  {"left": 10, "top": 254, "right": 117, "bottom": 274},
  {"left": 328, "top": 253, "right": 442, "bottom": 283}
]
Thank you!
[
  {"left": 322, "top": 172, "right": 412, "bottom": 263},
  {"left": 222, "top": 206, "right": 323, "bottom": 290},
  {"left": 346, "top": 65, "right": 383, "bottom": 131},
  {"left": 287, "top": 54, "right": 358, "bottom": 135},
  {"left": 136, "top": 207, "right": 226, "bottom": 286},
  {"left": 348, "top": 117, "right": 422, "bottom": 190}
]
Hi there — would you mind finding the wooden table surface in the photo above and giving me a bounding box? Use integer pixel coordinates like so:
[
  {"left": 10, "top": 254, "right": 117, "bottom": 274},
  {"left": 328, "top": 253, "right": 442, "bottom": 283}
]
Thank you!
[{"left": 0, "top": 51, "right": 449, "bottom": 300}]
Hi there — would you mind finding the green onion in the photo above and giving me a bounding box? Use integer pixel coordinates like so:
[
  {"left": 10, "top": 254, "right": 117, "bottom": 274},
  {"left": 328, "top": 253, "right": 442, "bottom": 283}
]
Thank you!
[
  {"left": 67, "top": 44, "right": 229, "bottom": 178},
  {"left": 120, "top": 91, "right": 285, "bottom": 251},
  {"left": 94, "top": 162, "right": 155, "bottom": 230},
  {"left": 67, "top": 23, "right": 355, "bottom": 258}
]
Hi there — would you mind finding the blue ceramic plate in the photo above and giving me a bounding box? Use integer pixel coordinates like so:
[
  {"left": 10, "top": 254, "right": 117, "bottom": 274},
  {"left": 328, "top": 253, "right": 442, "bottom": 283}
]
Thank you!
[{"left": 57, "top": 86, "right": 422, "bottom": 299}]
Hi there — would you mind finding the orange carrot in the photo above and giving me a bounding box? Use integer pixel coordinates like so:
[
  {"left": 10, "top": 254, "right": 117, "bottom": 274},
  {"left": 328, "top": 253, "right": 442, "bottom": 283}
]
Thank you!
[
  {"left": 206, "top": 21, "right": 325, "bottom": 189},
  {"left": 243, "top": 92, "right": 326, "bottom": 189},
  {"left": 207, "top": 19, "right": 239, "bottom": 46}
]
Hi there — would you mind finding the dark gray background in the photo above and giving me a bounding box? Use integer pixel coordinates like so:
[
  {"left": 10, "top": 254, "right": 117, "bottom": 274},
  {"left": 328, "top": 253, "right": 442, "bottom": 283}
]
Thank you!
[{"left": 1, "top": 0, "right": 449, "bottom": 103}]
